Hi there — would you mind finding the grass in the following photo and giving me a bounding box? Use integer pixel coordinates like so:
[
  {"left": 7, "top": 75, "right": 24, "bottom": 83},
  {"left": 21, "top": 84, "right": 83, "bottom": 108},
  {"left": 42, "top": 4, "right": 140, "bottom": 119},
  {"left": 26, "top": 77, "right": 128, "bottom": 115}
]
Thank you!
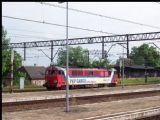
[
  {"left": 2, "top": 84, "right": 46, "bottom": 93},
  {"left": 118, "top": 77, "right": 160, "bottom": 86}
]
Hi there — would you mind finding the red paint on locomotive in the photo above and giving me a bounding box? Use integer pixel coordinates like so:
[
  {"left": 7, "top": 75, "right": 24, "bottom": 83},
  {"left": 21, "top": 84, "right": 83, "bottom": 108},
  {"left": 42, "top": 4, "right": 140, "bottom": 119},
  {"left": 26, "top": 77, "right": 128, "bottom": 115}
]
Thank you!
[{"left": 43, "top": 66, "right": 118, "bottom": 90}]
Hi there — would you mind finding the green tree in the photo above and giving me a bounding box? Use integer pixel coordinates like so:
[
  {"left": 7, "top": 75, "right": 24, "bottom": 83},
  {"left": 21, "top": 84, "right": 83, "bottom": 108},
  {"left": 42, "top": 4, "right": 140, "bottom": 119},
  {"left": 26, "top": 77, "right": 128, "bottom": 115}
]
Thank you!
[
  {"left": 130, "top": 43, "right": 160, "bottom": 67},
  {"left": 116, "top": 57, "right": 134, "bottom": 66},
  {"left": 91, "top": 58, "right": 110, "bottom": 68},
  {"left": 57, "top": 46, "right": 89, "bottom": 67},
  {"left": 2, "top": 26, "right": 22, "bottom": 86}
]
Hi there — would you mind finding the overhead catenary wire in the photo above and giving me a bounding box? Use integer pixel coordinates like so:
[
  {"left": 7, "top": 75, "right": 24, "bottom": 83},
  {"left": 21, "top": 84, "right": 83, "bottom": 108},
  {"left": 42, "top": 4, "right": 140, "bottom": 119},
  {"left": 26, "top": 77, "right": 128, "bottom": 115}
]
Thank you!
[
  {"left": 39, "top": 2, "right": 160, "bottom": 30},
  {"left": 3, "top": 15, "right": 115, "bottom": 35},
  {"left": 7, "top": 28, "right": 86, "bottom": 39},
  {"left": 8, "top": 33, "right": 55, "bottom": 39},
  {"left": 7, "top": 28, "right": 63, "bottom": 35}
]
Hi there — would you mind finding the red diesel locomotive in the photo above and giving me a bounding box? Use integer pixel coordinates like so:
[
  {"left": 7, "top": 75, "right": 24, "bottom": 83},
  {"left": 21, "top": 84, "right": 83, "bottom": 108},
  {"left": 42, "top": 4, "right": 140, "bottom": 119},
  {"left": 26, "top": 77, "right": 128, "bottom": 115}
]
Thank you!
[{"left": 43, "top": 66, "right": 118, "bottom": 90}]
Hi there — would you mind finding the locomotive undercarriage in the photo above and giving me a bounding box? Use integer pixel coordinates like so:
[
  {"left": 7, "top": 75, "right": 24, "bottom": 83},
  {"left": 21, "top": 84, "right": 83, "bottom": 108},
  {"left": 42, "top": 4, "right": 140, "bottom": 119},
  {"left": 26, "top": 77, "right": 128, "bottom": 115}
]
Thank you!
[{"left": 44, "top": 82, "right": 116, "bottom": 90}]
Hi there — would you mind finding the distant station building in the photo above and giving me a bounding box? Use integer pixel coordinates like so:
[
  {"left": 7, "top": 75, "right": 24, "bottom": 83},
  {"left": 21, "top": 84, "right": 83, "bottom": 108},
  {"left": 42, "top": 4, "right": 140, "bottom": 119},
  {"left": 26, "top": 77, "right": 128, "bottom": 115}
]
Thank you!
[
  {"left": 18, "top": 65, "right": 46, "bottom": 86},
  {"left": 114, "top": 65, "right": 160, "bottom": 78}
]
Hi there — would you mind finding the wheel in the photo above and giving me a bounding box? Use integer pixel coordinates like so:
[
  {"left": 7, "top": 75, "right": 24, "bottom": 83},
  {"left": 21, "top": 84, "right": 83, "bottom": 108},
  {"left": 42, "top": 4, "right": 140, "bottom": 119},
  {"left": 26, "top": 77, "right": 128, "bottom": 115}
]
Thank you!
[
  {"left": 108, "top": 83, "right": 116, "bottom": 87},
  {"left": 46, "top": 87, "right": 52, "bottom": 91}
]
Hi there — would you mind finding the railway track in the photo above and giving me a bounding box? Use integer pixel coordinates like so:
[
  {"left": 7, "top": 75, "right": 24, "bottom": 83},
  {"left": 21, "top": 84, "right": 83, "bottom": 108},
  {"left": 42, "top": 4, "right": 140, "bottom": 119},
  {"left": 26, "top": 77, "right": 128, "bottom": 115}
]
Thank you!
[
  {"left": 77, "top": 106, "right": 160, "bottom": 120},
  {"left": 2, "top": 89, "right": 160, "bottom": 112}
]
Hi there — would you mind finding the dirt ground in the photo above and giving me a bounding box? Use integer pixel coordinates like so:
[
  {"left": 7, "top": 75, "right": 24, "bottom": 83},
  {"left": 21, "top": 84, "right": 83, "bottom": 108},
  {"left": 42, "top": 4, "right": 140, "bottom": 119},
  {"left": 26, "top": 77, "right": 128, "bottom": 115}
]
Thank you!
[{"left": 2, "top": 95, "right": 160, "bottom": 120}]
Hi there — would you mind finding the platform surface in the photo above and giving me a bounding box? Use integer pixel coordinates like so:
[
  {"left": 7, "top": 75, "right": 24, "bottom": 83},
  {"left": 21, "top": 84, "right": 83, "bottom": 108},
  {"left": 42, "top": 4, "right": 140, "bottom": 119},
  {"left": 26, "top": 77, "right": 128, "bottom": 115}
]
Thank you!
[{"left": 2, "top": 84, "right": 160, "bottom": 103}]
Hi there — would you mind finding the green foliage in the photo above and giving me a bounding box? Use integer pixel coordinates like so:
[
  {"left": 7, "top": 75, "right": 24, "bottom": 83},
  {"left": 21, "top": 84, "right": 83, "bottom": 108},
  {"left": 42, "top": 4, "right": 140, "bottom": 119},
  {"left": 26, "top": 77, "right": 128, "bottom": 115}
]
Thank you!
[
  {"left": 116, "top": 57, "right": 134, "bottom": 66},
  {"left": 12, "top": 72, "right": 31, "bottom": 86},
  {"left": 91, "top": 58, "right": 110, "bottom": 68},
  {"left": 57, "top": 46, "right": 89, "bottom": 67},
  {"left": 57, "top": 46, "right": 111, "bottom": 68},
  {"left": 2, "top": 26, "right": 10, "bottom": 50},
  {"left": 2, "top": 26, "right": 23, "bottom": 87},
  {"left": 130, "top": 44, "right": 160, "bottom": 67}
]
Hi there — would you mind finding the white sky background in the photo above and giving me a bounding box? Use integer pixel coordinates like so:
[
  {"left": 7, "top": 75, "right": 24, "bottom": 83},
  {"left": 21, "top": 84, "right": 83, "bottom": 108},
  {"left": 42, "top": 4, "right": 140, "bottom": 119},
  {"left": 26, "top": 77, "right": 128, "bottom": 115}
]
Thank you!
[{"left": 2, "top": 2, "right": 160, "bottom": 67}]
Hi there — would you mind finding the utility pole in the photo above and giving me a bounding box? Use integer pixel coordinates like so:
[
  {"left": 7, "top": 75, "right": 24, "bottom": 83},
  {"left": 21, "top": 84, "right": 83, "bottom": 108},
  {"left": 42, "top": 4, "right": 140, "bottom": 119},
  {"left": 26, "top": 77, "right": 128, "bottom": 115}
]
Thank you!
[
  {"left": 122, "top": 46, "right": 124, "bottom": 88},
  {"left": 119, "top": 59, "right": 122, "bottom": 85},
  {"left": 87, "top": 50, "right": 90, "bottom": 67},
  {"left": 126, "top": 35, "right": 129, "bottom": 58},
  {"left": 102, "top": 37, "right": 104, "bottom": 59},
  {"left": 144, "top": 58, "right": 148, "bottom": 83},
  {"left": 58, "top": 2, "right": 69, "bottom": 112},
  {"left": 10, "top": 48, "right": 14, "bottom": 93},
  {"left": 51, "top": 41, "right": 54, "bottom": 63},
  {"left": 24, "top": 42, "right": 26, "bottom": 61},
  {"left": 65, "top": 2, "right": 69, "bottom": 112}
]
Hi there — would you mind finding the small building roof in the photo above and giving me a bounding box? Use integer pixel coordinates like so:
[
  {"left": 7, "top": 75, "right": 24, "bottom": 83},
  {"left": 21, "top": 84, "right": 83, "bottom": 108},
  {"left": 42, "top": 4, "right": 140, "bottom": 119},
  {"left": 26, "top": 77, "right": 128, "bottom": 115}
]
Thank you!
[
  {"left": 114, "top": 65, "right": 155, "bottom": 70},
  {"left": 19, "top": 66, "right": 46, "bottom": 80}
]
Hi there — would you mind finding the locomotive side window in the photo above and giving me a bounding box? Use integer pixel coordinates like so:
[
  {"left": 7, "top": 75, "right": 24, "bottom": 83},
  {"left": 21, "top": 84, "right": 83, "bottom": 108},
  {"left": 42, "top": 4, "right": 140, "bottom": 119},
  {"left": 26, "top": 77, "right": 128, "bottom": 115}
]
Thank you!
[
  {"left": 89, "top": 71, "right": 94, "bottom": 76},
  {"left": 72, "top": 70, "right": 77, "bottom": 76},
  {"left": 77, "top": 70, "right": 83, "bottom": 76},
  {"left": 108, "top": 71, "right": 111, "bottom": 75}
]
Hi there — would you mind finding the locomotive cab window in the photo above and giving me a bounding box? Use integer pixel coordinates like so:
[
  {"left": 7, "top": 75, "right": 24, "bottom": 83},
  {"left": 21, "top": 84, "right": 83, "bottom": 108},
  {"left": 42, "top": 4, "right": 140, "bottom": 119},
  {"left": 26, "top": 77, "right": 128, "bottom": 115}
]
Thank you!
[
  {"left": 46, "top": 70, "right": 57, "bottom": 75},
  {"left": 46, "top": 70, "right": 52, "bottom": 75},
  {"left": 58, "top": 70, "right": 65, "bottom": 75}
]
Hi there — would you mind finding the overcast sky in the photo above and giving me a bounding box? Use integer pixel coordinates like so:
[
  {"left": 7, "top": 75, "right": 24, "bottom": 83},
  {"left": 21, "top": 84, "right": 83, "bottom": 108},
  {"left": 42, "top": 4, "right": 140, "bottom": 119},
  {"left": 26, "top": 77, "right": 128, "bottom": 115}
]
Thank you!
[{"left": 2, "top": 2, "right": 160, "bottom": 67}]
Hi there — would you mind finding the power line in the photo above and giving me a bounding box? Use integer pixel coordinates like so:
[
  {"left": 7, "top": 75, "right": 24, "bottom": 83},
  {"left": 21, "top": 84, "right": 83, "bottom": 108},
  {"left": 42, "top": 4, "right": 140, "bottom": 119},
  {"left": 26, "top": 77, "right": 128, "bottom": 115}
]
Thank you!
[
  {"left": 7, "top": 28, "right": 85, "bottom": 39},
  {"left": 39, "top": 2, "right": 160, "bottom": 30},
  {"left": 8, "top": 33, "right": 83, "bottom": 40},
  {"left": 3, "top": 15, "right": 115, "bottom": 35},
  {"left": 9, "top": 35, "right": 48, "bottom": 40},
  {"left": 26, "top": 55, "right": 48, "bottom": 58},
  {"left": 6, "top": 28, "right": 93, "bottom": 40},
  {"left": 8, "top": 33, "right": 54, "bottom": 39},
  {"left": 7, "top": 28, "right": 56, "bottom": 35}
]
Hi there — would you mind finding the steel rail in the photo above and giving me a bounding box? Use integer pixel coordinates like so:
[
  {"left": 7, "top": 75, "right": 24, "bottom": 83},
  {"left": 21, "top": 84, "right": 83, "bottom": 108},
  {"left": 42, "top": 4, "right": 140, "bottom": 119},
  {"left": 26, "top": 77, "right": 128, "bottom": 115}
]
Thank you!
[{"left": 78, "top": 106, "right": 160, "bottom": 120}]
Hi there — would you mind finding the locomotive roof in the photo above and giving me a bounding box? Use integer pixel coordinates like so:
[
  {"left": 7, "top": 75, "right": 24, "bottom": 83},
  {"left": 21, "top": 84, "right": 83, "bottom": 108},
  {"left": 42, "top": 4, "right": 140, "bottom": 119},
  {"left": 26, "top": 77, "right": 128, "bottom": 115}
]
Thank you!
[
  {"left": 48, "top": 66, "right": 116, "bottom": 71},
  {"left": 58, "top": 66, "right": 109, "bottom": 70}
]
